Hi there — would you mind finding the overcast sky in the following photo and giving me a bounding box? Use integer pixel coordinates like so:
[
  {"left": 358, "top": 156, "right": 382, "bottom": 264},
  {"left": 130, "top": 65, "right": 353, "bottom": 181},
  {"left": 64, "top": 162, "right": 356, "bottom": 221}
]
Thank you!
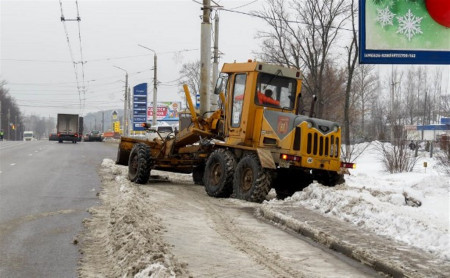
[
  {"left": 1, "top": 0, "right": 449, "bottom": 118},
  {"left": 1, "top": 0, "right": 261, "bottom": 117}
]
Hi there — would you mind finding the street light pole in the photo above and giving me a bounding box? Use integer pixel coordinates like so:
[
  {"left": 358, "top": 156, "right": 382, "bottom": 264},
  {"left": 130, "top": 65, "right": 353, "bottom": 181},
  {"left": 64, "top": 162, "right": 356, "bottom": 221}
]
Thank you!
[
  {"left": 113, "top": 66, "right": 129, "bottom": 136},
  {"left": 200, "top": 0, "right": 212, "bottom": 116},
  {"left": 137, "top": 44, "right": 158, "bottom": 126}
]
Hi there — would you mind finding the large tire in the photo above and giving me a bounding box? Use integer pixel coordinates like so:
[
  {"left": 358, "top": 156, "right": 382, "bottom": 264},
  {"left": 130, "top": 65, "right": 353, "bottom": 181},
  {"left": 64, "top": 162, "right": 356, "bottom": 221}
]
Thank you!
[
  {"left": 204, "top": 149, "right": 236, "bottom": 197},
  {"left": 312, "top": 169, "right": 345, "bottom": 187},
  {"left": 193, "top": 164, "right": 205, "bottom": 185},
  {"left": 128, "top": 143, "right": 152, "bottom": 184},
  {"left": 233, "top": 154, "right": 271, "bottom": 203},
  {"left": 273, "top": 169, "right": 313, "bottom": 200},
  {"left": 116, "top": 146, "right": 130, "bottom": 166}
]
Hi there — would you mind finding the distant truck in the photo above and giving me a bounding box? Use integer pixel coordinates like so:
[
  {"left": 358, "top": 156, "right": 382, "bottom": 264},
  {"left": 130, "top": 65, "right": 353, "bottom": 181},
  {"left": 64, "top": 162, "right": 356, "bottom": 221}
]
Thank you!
[
  {"left": 57, "top": 113, "right": 79, "bottom": 143},
  {"left": 23, "top": 131, "right": 35, "bottom": 141}
]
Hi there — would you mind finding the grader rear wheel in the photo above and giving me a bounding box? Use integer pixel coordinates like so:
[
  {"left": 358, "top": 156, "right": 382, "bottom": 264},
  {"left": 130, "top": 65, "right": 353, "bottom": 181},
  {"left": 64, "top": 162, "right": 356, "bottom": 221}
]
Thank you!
[
  {"left": 203, "top": 149, "right": 236, "bottom": 197},
  {"left": 312, "top": 169, "right": 345, "bottom": 187},
  {"left": 233, "top": 154, "right": 271, "bottom": 203},
  {"left": 273, "top": 169, "right": 313, "bottom": 200}
]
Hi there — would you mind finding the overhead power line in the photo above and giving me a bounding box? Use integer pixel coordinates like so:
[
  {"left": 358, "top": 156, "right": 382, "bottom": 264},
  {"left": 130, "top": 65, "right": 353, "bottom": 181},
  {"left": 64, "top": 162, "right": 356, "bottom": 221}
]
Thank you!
[
  {"left": 75, "top": 0, "right": 87, "bottom": 112},
  {"left": 220, "top": 7, "right": 353, "bottom": 32},
  {"left": 59, "top": 0, "right": 88, "bottom": 114}
]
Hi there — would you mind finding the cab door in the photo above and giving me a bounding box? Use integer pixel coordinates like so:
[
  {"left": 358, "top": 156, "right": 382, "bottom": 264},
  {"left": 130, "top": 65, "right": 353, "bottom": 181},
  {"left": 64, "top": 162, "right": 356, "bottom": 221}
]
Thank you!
[{"left": 227, "top": 73, "right": 247, "bottom": 142}]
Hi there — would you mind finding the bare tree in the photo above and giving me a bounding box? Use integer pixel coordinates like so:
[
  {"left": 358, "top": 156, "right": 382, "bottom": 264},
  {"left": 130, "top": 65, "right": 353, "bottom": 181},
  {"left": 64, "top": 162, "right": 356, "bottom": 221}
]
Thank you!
[
  {"left": 353, "top": 64, "right": 378, "bottom": 138},
  {"left": 255, "top": 0, "right": 351, "bottom": 118},
  {"left": 1, "top": 81, "right": 23, "bottom": 140},
  {"left": 177, "top": 60, "right": 201, "bottom": 102},
  {"left": 342, "top": 0, "right": 358, "bottom": 157}
]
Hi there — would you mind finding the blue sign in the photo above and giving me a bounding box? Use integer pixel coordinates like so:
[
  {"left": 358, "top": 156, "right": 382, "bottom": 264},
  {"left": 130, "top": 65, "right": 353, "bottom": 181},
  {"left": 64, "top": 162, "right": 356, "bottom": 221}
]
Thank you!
[
  {"left": 359, "top": 0, "right": 450, "bottom": 64},
  {"left": 196, "top": 94, "right": 200, "bottom": 108},
  {"left": 133, "top": 83, "right": 147, "bottom": 131}
]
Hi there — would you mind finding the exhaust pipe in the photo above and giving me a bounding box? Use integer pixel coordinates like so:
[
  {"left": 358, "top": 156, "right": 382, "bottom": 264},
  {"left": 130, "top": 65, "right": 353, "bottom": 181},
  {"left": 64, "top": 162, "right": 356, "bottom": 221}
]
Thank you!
[{"left": 309, "top": 95, "right": 317, "bottom": 118}]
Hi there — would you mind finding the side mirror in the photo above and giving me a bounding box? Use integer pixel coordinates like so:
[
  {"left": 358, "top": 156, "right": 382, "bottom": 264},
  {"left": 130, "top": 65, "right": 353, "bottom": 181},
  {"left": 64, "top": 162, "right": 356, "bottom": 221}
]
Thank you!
[{"left": 213, "top": 77, "right": 223, "bottom": 95}]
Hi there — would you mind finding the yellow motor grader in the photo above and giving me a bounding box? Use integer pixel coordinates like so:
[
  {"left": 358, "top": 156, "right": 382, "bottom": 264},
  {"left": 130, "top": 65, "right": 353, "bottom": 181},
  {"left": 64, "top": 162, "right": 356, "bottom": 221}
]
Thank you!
[{"left": 116, "top": 60, "right": 354, "bottom": 202}]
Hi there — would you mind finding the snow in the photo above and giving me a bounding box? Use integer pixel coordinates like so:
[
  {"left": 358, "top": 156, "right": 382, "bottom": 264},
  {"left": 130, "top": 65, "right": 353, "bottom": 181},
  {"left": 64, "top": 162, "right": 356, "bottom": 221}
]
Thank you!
[
  {"left": 134, "top": 263, "right": 176, "bottom": 278},
  {"left": 95, "top": 141, "right": 449, "bottom": 276},
  {"left": 396, "top": 9, "right": 423, "bottom": 41},
  {"left": 376, "top": 6, "right": 395, "bottom": 28},
  {"left": 265, "top": 142, "right": 450, "bottom": 261}
]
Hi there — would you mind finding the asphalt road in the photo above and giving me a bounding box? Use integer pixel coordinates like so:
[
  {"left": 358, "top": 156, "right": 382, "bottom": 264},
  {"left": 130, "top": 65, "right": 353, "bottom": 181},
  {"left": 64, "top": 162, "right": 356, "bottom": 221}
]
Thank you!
[{"left": 0, "top": 140, "right": 117, "bottom": 278}]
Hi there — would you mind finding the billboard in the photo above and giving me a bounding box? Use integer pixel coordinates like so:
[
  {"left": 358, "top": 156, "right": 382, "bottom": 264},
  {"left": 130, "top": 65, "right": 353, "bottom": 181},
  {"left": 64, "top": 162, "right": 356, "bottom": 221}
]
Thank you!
[
  {"left": 147, "top": 102, "right": 181, "bottom": 122},
  {"left": 359, "top": 0, "right": 450, "bottom": 64},
  {"left": 133, "top": 83, "right": 147, "bottom": 131}
]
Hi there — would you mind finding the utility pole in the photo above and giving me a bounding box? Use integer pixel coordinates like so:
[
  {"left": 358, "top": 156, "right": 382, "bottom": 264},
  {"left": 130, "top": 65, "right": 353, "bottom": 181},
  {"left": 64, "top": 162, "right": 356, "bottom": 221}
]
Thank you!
[
  {"left": 15, "top": 115, "right": 17, "bottom": 141},
  {"left": 7, "top": 108, "right": 10, "bottom": 140},
  {"left": 137, "top": 44, "right": 158, "bottom": 126},
  {"left": 152, "top": 54, "right": 157, "bottom": 126},
  {"left": 0, "top": 99, "right": 2, "bottom": 133},
  {"left": 114, "top": 66, "right": 129, "bottom": 136},
  {"left": 199, "top": 0, "right": 211, "bottom": 116},
  {"left": 124, "top": 75, "right": 129, "bottom": 136},
  {"left": 211, "top": 14, "right": 219, "bottom": 110}
]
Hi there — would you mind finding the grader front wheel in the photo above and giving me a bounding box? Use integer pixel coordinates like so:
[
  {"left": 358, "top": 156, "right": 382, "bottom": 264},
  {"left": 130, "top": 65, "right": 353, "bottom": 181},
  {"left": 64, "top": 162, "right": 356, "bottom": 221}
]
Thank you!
[{"left": 128, "top": 143, "right": 152, "bottom": 184}]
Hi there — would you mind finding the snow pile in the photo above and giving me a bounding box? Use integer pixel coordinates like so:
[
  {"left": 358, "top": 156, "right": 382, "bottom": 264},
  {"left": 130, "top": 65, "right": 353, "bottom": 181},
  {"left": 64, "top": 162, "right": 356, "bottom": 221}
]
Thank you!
[
  {"left": 265, "top": 142, "right": 450, "bottom": 261},
  {"left": 78, "top": 159, "right": 190, "bottom": 278},
  {"left": 134, "top": 262, "right": 175, "bottom": 278}
]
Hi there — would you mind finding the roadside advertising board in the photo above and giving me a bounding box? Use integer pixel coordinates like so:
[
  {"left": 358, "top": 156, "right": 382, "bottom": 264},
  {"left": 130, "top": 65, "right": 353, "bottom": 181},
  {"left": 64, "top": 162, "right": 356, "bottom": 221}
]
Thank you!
[{"left": 359, "top": 0, "right": 450, "bottom": 64}]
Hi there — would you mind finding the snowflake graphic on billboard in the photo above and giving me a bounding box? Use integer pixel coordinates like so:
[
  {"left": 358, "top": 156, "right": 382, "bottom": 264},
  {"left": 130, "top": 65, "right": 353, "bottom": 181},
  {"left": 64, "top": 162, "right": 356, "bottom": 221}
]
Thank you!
[
  {"left": 376, "top": 6, "right": 395, "bottom": 27},
  {"left": 396, "top": 9, "right": 423, "bottom": 41}
]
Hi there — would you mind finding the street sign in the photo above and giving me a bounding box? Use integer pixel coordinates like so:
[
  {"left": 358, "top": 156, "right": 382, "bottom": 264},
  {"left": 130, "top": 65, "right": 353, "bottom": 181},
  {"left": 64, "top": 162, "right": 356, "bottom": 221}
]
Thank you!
[{"left": 133, "top": 83, "right": 147, "bottom": 131}]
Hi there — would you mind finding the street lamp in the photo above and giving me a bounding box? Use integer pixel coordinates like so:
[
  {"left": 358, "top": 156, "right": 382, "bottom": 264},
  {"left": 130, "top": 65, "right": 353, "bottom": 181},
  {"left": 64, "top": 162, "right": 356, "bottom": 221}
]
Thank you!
[
  {"left": 137, "top": 44, "right": 158, "bottom": 126},
  {"left": 113, "top": 65, "right": 129, "bottom": 136}
]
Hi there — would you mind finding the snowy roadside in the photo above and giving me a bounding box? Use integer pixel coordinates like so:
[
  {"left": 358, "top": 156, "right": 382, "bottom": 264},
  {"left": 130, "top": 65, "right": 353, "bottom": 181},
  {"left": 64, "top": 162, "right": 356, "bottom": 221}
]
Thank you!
[
  {"left": 263, "top": 142, "right": 450, "bottom": 261},
  {"left": 78, "top": 159, "right": 190, "bottom": 278},
  {"left": 79, "top": 141, "right": 448, "bottom": 277}
]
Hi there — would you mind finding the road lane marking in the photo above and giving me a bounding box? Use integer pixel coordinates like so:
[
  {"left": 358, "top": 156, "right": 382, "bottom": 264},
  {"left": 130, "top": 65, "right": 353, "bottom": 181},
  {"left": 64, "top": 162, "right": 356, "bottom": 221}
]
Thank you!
[{"left": 10, "top": 163, "right": 16, "bottom": 166}]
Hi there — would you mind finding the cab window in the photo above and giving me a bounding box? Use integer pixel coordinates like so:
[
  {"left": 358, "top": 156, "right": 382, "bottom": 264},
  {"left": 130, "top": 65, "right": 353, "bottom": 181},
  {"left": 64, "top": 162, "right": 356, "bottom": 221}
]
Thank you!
[
  {"left": 255, "top": 72, "right": 296, "bottom": 109},
  {"left": 231, "top": 74, "right": 246, "bottom": 128}
]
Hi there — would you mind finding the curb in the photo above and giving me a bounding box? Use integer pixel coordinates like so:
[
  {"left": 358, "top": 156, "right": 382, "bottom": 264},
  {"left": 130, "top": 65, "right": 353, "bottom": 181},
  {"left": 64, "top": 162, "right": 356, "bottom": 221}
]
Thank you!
[{"left": 258, "top": 205, "right": 450, "bottom": 278}]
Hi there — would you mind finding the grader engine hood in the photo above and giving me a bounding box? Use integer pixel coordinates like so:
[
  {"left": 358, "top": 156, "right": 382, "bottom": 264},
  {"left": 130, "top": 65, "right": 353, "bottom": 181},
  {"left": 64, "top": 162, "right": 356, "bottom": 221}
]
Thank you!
[
  {"left": 260, "top": 110, "right": 341, "bottom": 157},
  {"left": 262, "top": 110, "right": 339, "bottom": 140}
]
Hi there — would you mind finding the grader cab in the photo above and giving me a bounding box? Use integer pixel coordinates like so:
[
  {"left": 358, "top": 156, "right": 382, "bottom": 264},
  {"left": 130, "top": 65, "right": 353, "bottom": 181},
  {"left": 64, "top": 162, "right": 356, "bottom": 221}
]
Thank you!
[{"left": 117, "top": 60, "right": 354, "bottom": 202}]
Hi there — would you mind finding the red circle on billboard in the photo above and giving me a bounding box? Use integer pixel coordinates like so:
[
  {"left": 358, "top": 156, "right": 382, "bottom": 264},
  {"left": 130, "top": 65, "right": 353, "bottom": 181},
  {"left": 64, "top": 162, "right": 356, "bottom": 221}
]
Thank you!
[{"left": 426, "top": 0, "right": 450, "bottom": 27}]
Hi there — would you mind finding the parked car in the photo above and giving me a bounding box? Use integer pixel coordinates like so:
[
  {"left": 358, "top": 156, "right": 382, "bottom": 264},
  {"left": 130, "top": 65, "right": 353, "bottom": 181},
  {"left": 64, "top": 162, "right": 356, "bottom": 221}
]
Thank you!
[
  {"left": 49, "top": 133, "right": 59, "bottom": 141},
  {"left": 145, "top": 125, "right": 175, "bottom": 141}
]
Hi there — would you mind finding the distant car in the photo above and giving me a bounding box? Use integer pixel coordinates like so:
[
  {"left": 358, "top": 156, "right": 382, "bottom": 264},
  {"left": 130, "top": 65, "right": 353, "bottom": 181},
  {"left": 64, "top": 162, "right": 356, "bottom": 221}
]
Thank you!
[
  {"left": 49, "top": 133, "right": 59, "bottom": 141},
  {"left": 84, "top": 130, "right": 103, "bottom": 142},
  {"left": 145, "top": 125, "right": 175, "bottom": 141}
]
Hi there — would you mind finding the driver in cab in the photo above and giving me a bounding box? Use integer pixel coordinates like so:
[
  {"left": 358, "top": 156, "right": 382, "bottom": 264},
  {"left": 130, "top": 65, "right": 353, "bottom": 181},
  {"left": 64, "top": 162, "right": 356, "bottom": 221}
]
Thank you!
[{"left": 257, "top": 89, "right": 280, "bottom": 106}]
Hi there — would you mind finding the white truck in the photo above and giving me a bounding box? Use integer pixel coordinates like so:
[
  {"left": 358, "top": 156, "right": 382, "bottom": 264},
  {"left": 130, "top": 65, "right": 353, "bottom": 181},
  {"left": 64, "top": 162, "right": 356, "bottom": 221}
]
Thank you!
[
  {"left": 57, "top": 113, "right": 79, "bottom": 143},
  {"left": 23, "top": 131, "right": 35, "bottom": 141}
]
